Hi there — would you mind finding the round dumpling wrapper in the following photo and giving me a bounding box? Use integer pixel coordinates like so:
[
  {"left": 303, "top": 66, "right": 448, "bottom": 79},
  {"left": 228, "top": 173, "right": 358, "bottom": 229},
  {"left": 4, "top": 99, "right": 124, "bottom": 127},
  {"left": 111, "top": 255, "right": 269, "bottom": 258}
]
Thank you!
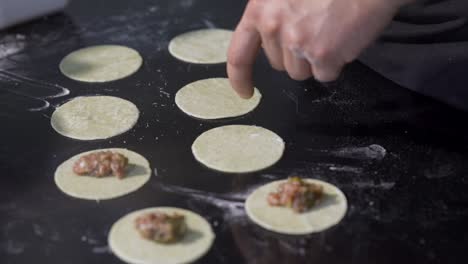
[
  {"left": 59, "top": 45, "right": 142, "bottom": 82},
  {"left": 51, "top": 96, "right": 139, "bottom": 140},
  {"left": 169, "top": 29, "right": 232, "bottom": 64},
  {"left": 175, "top": 78, "right": 261, "bottom": 119},
  {"left": 192, "top": 125, "right": 285, "bottom": 173}
]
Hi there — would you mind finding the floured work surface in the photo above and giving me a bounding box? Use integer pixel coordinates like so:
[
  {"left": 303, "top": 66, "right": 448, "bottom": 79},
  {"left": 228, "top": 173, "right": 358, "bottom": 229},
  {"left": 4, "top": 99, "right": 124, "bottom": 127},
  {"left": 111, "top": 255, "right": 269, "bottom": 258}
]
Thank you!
[{"left": 2, "top": 0, "right": 468, "bottom": 263}]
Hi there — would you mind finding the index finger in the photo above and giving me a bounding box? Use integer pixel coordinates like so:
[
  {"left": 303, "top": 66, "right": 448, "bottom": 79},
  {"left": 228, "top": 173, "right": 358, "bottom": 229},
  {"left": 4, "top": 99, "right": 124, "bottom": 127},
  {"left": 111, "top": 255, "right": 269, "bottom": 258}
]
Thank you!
[{"left": 227, "top": 19, "right": 261, "bottom": 99}]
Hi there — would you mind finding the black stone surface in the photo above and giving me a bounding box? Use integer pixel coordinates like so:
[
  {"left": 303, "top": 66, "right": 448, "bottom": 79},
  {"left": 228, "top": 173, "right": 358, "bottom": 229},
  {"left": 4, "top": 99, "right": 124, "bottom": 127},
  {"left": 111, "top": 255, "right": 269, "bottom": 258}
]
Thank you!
[{"left": 1, "top": 0, "right": 468, "bottom": 263}]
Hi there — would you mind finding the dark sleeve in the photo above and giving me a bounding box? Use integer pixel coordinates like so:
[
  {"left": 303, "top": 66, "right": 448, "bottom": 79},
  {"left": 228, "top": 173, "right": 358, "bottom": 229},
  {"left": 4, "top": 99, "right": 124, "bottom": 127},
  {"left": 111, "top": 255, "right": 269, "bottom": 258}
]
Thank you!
[{"left": 358, "top": 0, "right": 468, "bottom": 111}]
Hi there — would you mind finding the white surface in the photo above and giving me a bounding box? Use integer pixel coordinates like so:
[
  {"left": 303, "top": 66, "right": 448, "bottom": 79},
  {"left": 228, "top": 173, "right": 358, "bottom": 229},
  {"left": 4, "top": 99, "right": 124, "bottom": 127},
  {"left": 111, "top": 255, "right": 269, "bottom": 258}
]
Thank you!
[{"left": 0, "top": 0, "right": 68, "bottom": 30}]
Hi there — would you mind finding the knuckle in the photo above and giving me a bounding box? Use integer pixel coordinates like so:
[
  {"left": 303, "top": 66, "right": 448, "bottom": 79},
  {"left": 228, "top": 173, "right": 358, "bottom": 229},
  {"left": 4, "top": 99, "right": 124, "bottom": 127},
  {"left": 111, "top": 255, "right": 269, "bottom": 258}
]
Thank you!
[
  {"left": 262, "top": 20, "right": 280, "bottom": 37},
  {"left": 250, "top": 0, "right": 269, "bottom": 10},
  {"left": 246, "top": 0, "right": 267, "bottom": 20},
  {"left": 311, "top": 46, "right": 331, "bottom": 62},
  {"left": 244, "top": 9, "right": 258, "bottom": 23},
  {"left": 284, "top": 29, "right": 305, "bottom": 49},
  {"left": 227, "top": 52, "right": 246, "bottom": 68}
]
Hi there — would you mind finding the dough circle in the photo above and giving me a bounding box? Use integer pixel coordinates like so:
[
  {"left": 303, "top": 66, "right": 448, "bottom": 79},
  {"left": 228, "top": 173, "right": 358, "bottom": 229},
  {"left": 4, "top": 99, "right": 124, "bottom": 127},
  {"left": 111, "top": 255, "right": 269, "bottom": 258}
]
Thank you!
[
  {"left": 192, "top": 125, "right": 285, "bottom": 173},
  {"left": 175, "top": 78, "right": 261, "bottom": 119},
  {"left": 51, "top": 96, "right": 139, "bottom": 140},
  {"left": 245, "top": 179, "right": 347, "bottom": 235},
  {"left": 168, "top": 29, "right": 233, "bottom": 64},
  {"left": 54, "top": 148, "right": 151, "bottom": 200},
  {"left": 59, "top": 45, "right": 142, "bottom": 82},
  {"left": 108, "top": 207, "right": 215, "bottom": 264}
]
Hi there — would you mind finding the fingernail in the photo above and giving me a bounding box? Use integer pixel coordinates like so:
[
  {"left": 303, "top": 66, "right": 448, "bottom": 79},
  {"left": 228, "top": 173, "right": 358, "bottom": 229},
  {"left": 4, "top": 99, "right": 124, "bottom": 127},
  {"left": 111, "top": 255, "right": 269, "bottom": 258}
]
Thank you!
[{"left": 240, "top": 91, "right": 254, "bottom": 99}]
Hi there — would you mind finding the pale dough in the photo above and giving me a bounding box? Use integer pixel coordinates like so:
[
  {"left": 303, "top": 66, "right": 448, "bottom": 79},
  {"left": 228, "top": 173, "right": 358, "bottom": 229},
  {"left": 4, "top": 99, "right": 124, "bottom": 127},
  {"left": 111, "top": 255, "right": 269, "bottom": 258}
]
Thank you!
[
  {"left": 59, "top": 45, "right": 142, "bottom": 82},
  {"left": 175, "top": 78, "right": 261, "bottom": 119},
  {"left": 108, "top": 207, "right": 215, "bottom": 264},
  {"left": 54, "top": 148, "right": 151, "bottom": 200},
  {"left": 168, "top": 29, "right": 233, "bottom": 64},
  {"left": 245, "top": 179, "right": 347, "bottom": 235},
  {"left": 192, "top": 125, "right": 285, "bottom": 173},
  {"left": 51, "top": 96, "right": 139, "bottom": 140}
]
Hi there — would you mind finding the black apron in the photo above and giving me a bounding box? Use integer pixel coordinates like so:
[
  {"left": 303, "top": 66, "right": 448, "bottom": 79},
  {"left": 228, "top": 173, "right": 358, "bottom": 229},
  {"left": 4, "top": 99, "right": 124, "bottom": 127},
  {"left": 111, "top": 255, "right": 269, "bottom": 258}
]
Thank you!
[{"left": 359, "top": 0, "right": 468, "bottom": 111}]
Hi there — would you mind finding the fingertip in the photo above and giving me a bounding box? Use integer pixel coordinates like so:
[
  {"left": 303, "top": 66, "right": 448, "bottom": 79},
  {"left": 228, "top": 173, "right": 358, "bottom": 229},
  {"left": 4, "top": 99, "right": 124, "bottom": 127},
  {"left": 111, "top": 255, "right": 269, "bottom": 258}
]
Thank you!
[
  {"left": 314, "top": 71, "right": 340, "bottom": 83},
  {"left": 227, "top": 11, "right": 261, "bottom": 100},
  {"left": 239, "top": 88, "right": 255, "bottom": 99},
  {"left": 288, "top": 69, "right": 313, "bottom": 81},
  {"left": 227, "top": 71, "right": 255, "bottom": 99},
  {"left": 311, "top": 63, "right": 343, "bottom": 83}
]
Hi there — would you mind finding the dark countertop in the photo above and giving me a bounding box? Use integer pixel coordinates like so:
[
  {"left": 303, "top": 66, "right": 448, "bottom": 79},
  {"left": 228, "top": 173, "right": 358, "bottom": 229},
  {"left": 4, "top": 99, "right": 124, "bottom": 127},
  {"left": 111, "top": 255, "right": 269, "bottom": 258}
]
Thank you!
[{"left": 1, "top": 0, "right": 468, "bottom": 263}]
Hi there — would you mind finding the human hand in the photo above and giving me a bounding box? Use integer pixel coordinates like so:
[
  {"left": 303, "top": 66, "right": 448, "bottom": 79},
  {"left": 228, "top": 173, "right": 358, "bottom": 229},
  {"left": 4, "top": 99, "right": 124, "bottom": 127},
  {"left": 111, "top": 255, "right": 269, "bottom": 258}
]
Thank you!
[{"left": 227, "top": 0, "right": 413, "bottom": 98}]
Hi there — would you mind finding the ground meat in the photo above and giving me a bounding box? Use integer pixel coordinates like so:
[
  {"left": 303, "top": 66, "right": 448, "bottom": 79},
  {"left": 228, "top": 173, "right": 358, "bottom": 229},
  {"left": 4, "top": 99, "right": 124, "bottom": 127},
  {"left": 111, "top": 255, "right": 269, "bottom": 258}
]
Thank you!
[
  {"left": 267, "top": 176, "right": 324, "bottom": 213},
  {"left": 73, "top": 151, "right": 129, "bottom": 179},
  {"left": 134, "top": 212, "right": 187, "bottom": 243}
]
